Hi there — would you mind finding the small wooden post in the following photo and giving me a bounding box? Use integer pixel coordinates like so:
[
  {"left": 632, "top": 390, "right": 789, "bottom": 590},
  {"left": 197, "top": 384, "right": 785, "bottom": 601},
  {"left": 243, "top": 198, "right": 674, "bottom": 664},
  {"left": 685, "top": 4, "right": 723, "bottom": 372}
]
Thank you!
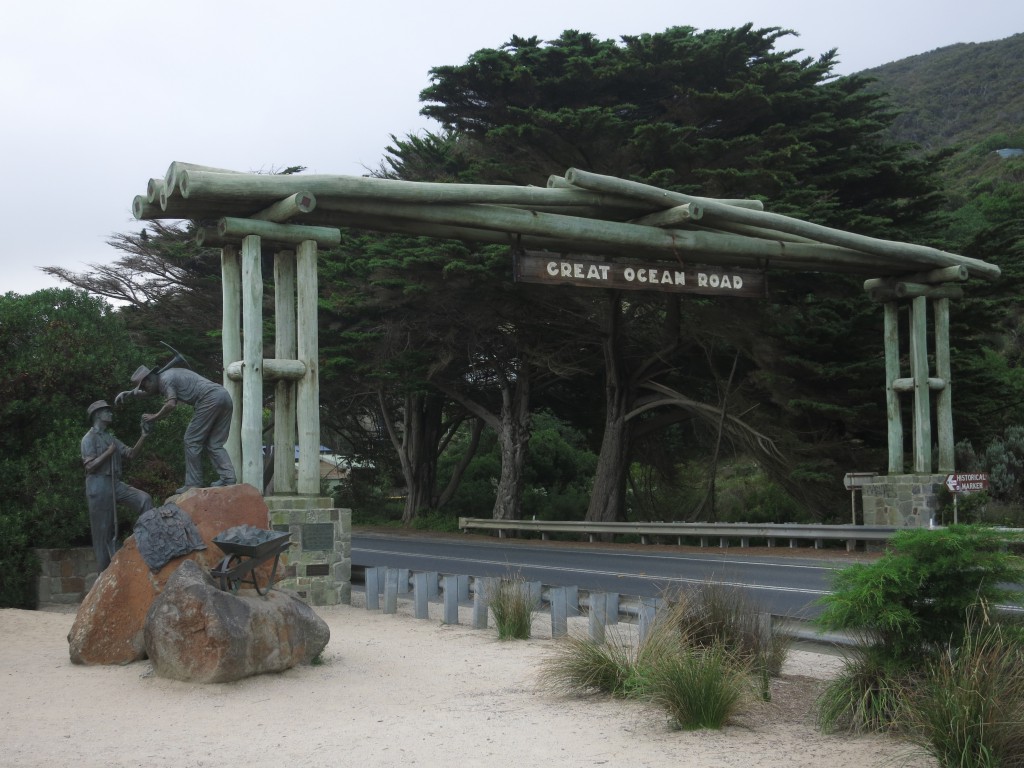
[
  {"left": 910, "top": 296, "right": 932, "bottom": 472},
  {"left": 884, "top": 302, "right": 904, "bottom": 473},
  {"left": 273, "top": 249, "right": 297, "bottom": 494},
  {"left": 241, "top": 234, "right": 264, "bottom": 490},
  {"left": 220, "top": 245, "right": 242, "bottom": 475},
  {"left": 296, "top": 240, "right": 320, "bottom": 494}
]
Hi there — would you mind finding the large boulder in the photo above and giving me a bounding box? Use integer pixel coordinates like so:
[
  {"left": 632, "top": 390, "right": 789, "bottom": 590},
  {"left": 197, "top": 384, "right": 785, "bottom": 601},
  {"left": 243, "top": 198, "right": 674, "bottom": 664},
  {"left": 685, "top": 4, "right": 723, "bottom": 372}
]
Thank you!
[
  {"left": 68, "top": 485, "right": 274, "bottom": 665},
  {"left": 144, "top": 560, "right": 329, "bottom": 683}
]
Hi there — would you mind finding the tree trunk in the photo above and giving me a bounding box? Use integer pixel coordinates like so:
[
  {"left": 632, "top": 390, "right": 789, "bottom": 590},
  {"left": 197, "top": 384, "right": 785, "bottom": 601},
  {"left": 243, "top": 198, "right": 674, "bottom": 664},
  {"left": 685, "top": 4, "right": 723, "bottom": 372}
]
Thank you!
[
  {"left": 379, "top": 390, "right": 444, "bottom": 525},
  {"left": 585, "top": 384, "right": 632, "bottom": 522},
  {"left": 492, "top": 367, "right": 531, "bottom": 521}
]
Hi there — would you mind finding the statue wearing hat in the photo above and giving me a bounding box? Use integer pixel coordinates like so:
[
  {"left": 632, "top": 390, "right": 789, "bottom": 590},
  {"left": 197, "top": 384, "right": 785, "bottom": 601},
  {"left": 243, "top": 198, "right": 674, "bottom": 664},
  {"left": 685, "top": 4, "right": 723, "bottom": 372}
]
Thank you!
[
  {"left": 81, "top": 400, "right": 153, "bottom": 572},
  {"left": 123, "top": 363, "right": 236, "bottom": 495}
]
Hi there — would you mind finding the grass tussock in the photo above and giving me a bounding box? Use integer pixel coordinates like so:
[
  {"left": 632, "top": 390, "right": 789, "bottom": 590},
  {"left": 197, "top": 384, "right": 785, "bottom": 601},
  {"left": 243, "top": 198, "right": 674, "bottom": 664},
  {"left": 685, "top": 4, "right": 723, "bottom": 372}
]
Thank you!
[
  {"left": 488, "top": 576, "right": 538, "bottom": 641},
  {"left": 906, "top": 622, "right": 1024, "bottom": 768},
  {"left": 539, "top": 582, "right": 779, "bottom": 729},
  {"left": 814, "top": 642, "right": 913, "bottom": 734}
]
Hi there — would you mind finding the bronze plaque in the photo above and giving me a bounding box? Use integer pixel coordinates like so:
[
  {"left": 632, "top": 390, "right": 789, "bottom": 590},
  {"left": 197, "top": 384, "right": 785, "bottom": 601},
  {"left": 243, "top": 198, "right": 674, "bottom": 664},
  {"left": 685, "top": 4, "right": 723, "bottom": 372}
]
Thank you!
[{"left": 301, "top": 523, "right": 335, "bottom": 551}]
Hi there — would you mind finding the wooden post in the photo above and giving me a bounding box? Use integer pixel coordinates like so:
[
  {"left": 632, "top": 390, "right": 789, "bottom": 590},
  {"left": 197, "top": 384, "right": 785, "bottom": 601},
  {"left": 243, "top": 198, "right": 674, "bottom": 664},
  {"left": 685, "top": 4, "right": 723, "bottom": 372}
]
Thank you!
[
  {"left": 221, "top": 245, "right": 242, "bottom": 476},
  {"left": 910, "top": 296, "right": 932, "bottom": 473},
  {"left": 273, "top": 249, "right": 297, "bottom": 494},
  {"left": 934, "top": 297, "right": 955, "bottom": 472},
  {"left": 884, "top": 302, "right": 904, "bottom": 473},
  {"left": 241, "top": 234, "right": 264, "bottom": 491},
  {"left": 296, "top": 239, "right": 321, "bottom": 494}
]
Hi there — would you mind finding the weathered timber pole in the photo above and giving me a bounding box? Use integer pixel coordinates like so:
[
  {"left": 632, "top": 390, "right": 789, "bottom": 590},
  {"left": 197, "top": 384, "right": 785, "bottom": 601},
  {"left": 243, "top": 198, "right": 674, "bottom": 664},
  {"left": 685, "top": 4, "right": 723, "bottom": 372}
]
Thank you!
[
  {"left": 274, "top": 249, "right": 298, "bottom": 495},
  {"left": 241, "top": 235, "right": 264, "bottom": 491},
  {"left": 910, "top": 296, "right": 932, "bottom": 473},
  {"left": 296, "top": 239, "right": 320, "bottom": 495},
  {"left": 884, "top": 302, "right": 904, "bottom": 473},
  {"left": 934, "top": 298, "right": 955, "bottom": 472},
  {"left": 221, "top": 245, "right": 242, "bottom": 476},
  {"left": 564, "top": 168, "right": 1001, "bottom": 281}
]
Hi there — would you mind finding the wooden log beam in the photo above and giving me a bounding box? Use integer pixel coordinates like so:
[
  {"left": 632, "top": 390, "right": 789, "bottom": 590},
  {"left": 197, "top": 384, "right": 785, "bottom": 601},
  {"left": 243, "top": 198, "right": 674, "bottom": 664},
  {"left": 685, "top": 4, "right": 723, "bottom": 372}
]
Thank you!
[
  {"left": 218, "top": 217, "right": 341, "bottom": 247},
  {"left": 551, "top": 174, "right": 766, "bottom": 210},
  {"left": 251, "top": 192, "right": 317, "bottom": 223},
  {"left": 181, "top": 169, "right": 653, "bottom": 212},
  {"left": 892, "top": 377, "right": 947, "bottom": 392},
  {"left": 867, "top": 284, "right": 964, "bottom": 302},
  {"left": 564, "top": 168, "right": 1001, "bottom": 281},
  {"left": 224, "top": 358, "right": 307, "bottom": 381},
  {"left": 863, "top": 265, "right": 969, "bottom": 292},
  {"left": 631, "top": 204, "right": 693, "bottom": 227},
  {"left": 305, "top": 197, "right": 906, "bottom": 272}
]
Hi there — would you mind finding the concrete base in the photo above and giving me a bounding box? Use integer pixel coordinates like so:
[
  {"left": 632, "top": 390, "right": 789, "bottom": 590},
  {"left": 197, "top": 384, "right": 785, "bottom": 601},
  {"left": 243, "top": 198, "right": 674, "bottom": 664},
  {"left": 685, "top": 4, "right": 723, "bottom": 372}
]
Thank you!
[
  {"left": 267, "top": 496, "right": 351, "bottom": 606},
  {"left": 861, "top": 474, "right": 945, "bottom": 528}
]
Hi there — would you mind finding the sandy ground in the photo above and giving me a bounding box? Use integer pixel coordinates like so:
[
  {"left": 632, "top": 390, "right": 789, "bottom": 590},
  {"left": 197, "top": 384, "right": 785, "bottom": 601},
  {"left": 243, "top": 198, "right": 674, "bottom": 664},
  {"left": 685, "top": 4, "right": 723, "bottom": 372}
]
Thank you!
[{"left": 0, "top": 595, "right": 936, "bottom": 768}]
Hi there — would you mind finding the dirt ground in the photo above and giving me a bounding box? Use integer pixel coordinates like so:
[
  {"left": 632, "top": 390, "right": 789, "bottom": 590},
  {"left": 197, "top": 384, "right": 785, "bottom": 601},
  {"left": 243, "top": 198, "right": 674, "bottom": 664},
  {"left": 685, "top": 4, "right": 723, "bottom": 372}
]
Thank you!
[{"left": 0, "top": 587, "right": 936, "bottom": 768}]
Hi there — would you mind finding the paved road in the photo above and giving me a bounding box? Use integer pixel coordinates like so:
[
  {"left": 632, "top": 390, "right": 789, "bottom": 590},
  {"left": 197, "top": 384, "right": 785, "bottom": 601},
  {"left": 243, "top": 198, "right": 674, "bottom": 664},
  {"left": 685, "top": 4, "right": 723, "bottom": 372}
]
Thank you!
[{"left": 352, "top": 532, "right": 853, "bottom": 618}]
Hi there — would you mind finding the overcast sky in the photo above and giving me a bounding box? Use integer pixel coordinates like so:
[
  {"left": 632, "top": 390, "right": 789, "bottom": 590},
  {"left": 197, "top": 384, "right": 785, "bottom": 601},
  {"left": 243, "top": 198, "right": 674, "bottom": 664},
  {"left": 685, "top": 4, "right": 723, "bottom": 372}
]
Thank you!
[{"left": 3, "top": 0, "right": 1022, "bottom": 297}]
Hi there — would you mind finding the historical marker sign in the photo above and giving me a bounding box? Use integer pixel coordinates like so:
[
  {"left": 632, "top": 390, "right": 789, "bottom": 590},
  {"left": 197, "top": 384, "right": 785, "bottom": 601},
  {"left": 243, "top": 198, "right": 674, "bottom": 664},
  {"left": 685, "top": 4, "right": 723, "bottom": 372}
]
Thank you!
[
  {"left": 946, "top": 472, "right": 989, "bottom": 494},
  {"left": 513, "top": 252, "right": 766, "bottom": 298}
]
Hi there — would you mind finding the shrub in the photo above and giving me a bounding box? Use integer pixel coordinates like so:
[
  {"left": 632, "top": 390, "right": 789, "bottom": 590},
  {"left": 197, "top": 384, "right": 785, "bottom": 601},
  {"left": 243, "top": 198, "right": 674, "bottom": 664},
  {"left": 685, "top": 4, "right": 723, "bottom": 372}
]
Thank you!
[{"left": 815, "top": 525, "right": 1024, "bottom": 665}]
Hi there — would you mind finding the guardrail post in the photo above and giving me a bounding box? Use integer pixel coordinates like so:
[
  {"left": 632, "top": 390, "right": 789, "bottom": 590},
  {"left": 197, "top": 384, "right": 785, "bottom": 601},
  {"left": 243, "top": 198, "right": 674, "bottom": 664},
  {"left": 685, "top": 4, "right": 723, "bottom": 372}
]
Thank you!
[
  {"left": 442, "top": 574, "right": 460, "bottom": 625},
  {"left": 383, "top": 568, "right": 399, "bottom": 614},
  {"left": 397, "top": 568, "right": 411, "bottom": 594},
  {"left": 528, "top": 581, "right": 543, "bottom": 608},
  {"left": 588, "top": 592, "right": 607, "bottom": 643},
  {"left": 638, "top": 597, "right": 660, "bottom": 644},
  {"left": 472, "top": 577, "right": 494, "bottom": 629},
  {"left": 566, "top": 585, "right": 580, "bottom": 616},
  {"left": 365, "top": 566, "right": 380, "bottom": 610},
  {"left": 550, "top": 586, "right": 568, "bottom": 638},
  {"left": 413, "top": 571, "right": 429, "bottom": 619},
  {"left": 606, "top": 593, "right": 619, "bottom": 626},
  {"left": 425, "top": 571, "right": 439, "bottom": 597},
  {"left": 457, "top": 574, "right": 470, "bottom": 601}
]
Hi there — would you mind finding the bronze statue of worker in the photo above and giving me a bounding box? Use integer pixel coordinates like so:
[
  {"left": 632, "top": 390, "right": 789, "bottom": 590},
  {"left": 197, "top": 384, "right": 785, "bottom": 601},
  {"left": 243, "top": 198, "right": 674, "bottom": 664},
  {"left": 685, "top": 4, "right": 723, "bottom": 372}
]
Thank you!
[
  {"left": 81, "top": 400, "right": 153, "bottom": 572},
  {"left": 126, "top": 364, "right": 237, "bottom": 494}
]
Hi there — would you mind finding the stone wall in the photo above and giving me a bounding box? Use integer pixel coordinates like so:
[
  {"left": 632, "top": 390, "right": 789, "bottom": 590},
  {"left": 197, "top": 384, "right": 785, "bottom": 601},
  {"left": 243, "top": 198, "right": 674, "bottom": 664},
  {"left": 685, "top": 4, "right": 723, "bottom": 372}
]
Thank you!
[
  {"left": 35, "top": 547, "right": 97, "bottom": 605},
  {"left": 861, "top": 473, "right": 945, "bottom": 528}
]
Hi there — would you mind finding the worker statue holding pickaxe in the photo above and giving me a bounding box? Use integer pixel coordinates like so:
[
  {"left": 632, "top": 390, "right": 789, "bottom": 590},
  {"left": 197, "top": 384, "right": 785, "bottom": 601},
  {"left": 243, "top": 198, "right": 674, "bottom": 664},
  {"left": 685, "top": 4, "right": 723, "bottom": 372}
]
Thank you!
[
  {"left": 115, "top": 344, "right": 237, "bottom": 495},
  {"left": 81, "top": 400, "right": 153, "bottom": 572}
]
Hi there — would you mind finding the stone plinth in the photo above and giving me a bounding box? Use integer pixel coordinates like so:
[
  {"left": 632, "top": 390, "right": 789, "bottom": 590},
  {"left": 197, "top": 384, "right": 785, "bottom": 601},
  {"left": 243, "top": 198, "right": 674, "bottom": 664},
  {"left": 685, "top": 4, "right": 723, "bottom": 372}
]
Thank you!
[
  {"left": 35, "top": 547, "right": 97, "bottom": 605},
  {"left": 861, "top": 474, "right": 945, "bottom": 528},
  {"left": 267, "top": 496, "right": 351, "bottom": 606}
]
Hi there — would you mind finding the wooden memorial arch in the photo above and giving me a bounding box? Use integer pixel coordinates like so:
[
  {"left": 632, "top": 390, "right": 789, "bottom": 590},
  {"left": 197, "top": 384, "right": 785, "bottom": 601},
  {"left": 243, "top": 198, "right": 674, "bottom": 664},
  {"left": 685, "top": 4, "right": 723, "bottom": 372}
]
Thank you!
[{"left": 132, "top": 162, "right": 1001, "bottom": 533}]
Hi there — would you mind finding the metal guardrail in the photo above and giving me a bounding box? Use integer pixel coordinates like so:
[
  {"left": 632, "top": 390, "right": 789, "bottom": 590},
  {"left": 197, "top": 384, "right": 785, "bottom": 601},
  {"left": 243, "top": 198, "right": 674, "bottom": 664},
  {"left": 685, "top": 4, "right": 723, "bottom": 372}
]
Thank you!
[
  {"left": 458, "top": 518, "right": 899, "bottom": 552},
  {"left": 354, "top": 565, "right": 856, "bottom": 651}
]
